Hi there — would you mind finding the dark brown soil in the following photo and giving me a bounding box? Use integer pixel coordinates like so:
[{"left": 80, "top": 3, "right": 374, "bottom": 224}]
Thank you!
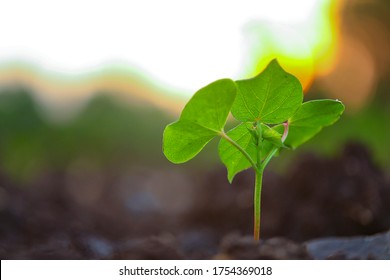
[{"left": 0, "top": 142, "right": 389, "bottom": 259}]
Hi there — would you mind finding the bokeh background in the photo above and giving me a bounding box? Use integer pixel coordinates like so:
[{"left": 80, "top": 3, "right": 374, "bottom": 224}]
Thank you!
[{"left": 0, "top": 0, "right": 389, "bottom": 259}]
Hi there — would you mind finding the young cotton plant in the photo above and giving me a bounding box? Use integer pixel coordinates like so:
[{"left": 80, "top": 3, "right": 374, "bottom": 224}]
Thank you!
[{"left": 163, "top": 59, "right": 345, "bottom": 240}]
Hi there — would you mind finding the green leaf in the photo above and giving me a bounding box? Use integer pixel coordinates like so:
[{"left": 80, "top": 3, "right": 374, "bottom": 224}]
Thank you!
[
  {"left": 163, "top": 79, "right": 237, "bottom": 163},
  {"left": 218, "top": 123, "right": 279, "bottom": 182},
  {"left": 275, "top": 99, "right": 345, "bottom": 149},
  {"left": 163, "top": 121, "right": 218, "bottom": 163},
  {"left": 232, "top": 59, "right": 303, "bottom": 124},
  {"left": 180, "top": 79, "right": 238, "bottom": 131},
  {"left": 218, "top": 123, "right": 256, "bottom": 182}
]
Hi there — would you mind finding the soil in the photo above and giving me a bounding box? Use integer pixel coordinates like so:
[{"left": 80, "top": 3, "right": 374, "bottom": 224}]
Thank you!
[{"left": 0, "top": 142, "right": 389, "bottom": 259}]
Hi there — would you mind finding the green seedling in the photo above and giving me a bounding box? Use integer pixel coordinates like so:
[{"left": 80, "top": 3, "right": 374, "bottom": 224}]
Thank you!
[{"left": 163, "top": 59, "right": 345, "bottom": 240}]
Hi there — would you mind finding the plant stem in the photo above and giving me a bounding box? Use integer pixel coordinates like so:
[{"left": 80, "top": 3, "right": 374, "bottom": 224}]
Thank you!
[
  {"left": 262, "top": 147, "right": 279, "bottom": 169},
  {"left": 254, "top": 168, "right": 263, "bottom": 241},
  {"left": 222, "top": 122, "right": 289, "bottom": 241},
  {"left": 219, "top": 131, "right": 258, "bottom": 171},
  {"left": 255, "top": 121, "right": 262, "bottom": 169},
  {"left": 254, "top": 122, "right": 288, "bottom": 241}
]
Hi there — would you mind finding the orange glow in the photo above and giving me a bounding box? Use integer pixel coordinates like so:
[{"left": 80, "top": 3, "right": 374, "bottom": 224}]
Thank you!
[
  {"left": 316, "top": 0, "right": 390, "bottom": 109},
  {"left": 318, "top": 36, "right": 376, "bottom": 110},
  {"left": 243, "top": 0, "right": 343, "bottom": 93}
]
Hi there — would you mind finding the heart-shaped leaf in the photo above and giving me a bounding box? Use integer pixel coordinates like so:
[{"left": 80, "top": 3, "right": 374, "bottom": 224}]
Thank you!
[
  {"left": 232, "top": 59, "right": 303, "bottom": 124},
  {"left": 274, "top": 99, "right": 345, "bottom": 149},
  {"left": 163, "top": 79, "right": 236, "bottom": 163}
]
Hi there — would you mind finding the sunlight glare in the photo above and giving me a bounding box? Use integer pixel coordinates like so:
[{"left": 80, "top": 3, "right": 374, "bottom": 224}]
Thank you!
[{"left": 0, "top": 0, "right": 341, "bottom": 99}]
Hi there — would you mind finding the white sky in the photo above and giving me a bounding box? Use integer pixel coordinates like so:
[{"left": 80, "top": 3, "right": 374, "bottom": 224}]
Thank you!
[{"left": 0, "top": 0, "right": 324, "bottom": 97}]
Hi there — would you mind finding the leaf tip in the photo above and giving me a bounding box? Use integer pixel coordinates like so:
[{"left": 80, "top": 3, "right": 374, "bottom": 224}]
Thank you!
[
  {"left": 266, "top": 58, "right": 282, "bottom": 71},
  {"left": 335, "top": 98, "right": 345, "bottom": 107},
  {"left": 333, "top": 99, "right": 346, "bottom": 116},
  {"left": 227, "top": 173, "right": 235, "bottom": 184},
  {"left": 269, "top": 57, "right": 279, "bottom": 64}
]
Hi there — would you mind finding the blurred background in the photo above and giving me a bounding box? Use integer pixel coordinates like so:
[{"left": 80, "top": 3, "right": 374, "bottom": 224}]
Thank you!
[{"left": 0, "top": 0, "right": 390, "bottom": 259}]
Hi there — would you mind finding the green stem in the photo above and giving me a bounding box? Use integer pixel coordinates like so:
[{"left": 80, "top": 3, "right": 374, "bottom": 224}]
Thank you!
[
  {"left": 221, "top": 122, "right": 289, "bottom": 241},
  {"left": 254, "top": 121, "right": 288, "bottom": 241},
  {"left": 261, "top": 147, "right": 279, "bottom": 169},
  {"left": 256, "top": 122, "right": 263, "bottom": 169},
  {"left": 254, "top": 168, "right": 263, "bottom": 241},
  {"left": 219, "top": 131, "right": 258, "bottom": 172}
]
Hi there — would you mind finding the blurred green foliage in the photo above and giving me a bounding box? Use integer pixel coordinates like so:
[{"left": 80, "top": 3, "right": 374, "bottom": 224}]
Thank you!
[
  {"left": 0, "top": 88, "right": 173, "bottom": 181},
  {"left": 0, "top": 87, "right": 389, "bottom": 183}
]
